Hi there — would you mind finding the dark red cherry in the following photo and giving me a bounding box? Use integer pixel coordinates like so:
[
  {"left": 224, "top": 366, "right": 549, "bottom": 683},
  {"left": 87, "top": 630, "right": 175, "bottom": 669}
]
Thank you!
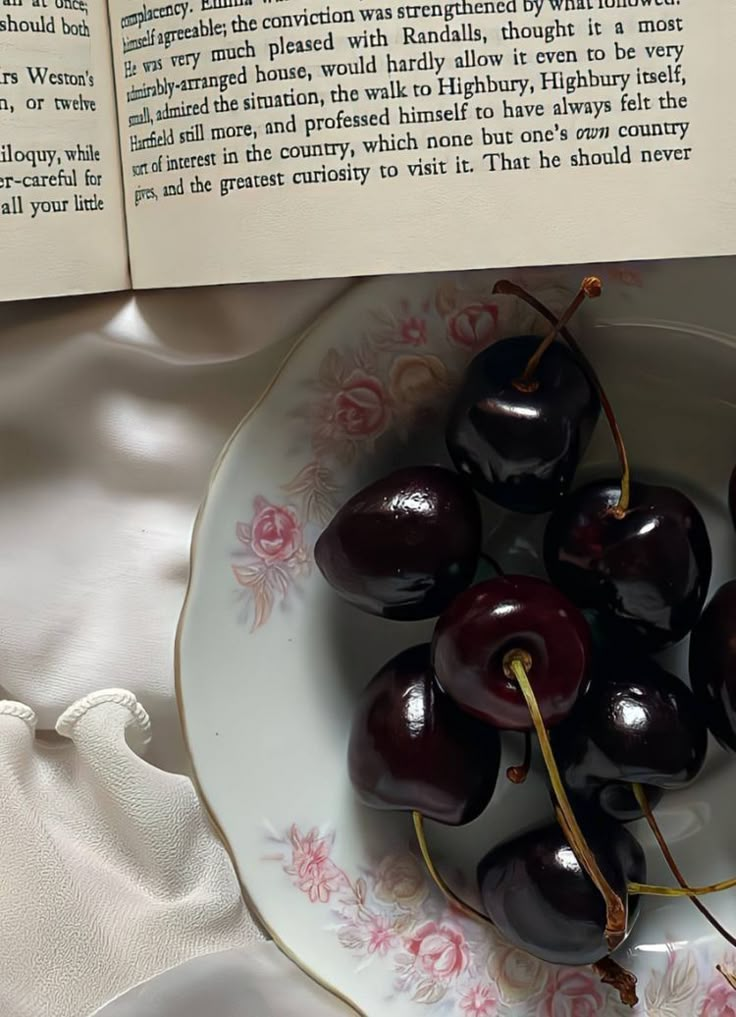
[
  {"left": 689, "top": 580, "right": 736, "bottom": 752},
  {"left": 544, "top": 479, "right": 712, "bottom": 650},
  {"left": 477, "top": 814, "right": 645, "bottom": 965},
  {"left": 553, "top": 654, "right": 707, "bottom": 821},
  {"left": 348, "top": 644, "right": 501, "bottom": 825},
  {"left": 445, "top": 336, "right": 600, "bottom": 513},
  {"left": 431, "top": 575, "right": 590, "bottom": 731},
  {"left": 315, "top": 465, "right": 481, "bottom": 621}
]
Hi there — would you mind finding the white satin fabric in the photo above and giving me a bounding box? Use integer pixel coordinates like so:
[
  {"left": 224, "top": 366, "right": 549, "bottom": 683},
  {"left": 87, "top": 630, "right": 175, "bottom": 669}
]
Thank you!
[
  {"left": 0, "top": 281, "right": 352, "bottom": 1017},
  {"left": 91, "top": 946, "right": 350, "bottom": 1017},
  {"left": 0, "top": 281, "right": 349, "bottom": 769}
]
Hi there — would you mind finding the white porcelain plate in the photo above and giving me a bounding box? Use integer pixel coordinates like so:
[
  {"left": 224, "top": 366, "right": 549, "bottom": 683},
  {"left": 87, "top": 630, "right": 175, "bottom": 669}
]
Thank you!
[{"left": 178, "top": 261, "right": 736, "bottom": 1017}]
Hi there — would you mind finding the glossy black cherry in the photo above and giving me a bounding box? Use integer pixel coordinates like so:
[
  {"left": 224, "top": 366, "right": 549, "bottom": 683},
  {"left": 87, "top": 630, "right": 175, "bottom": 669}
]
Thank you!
[
  {"left": 477, "top": 815, "right": 645, "bottom": 965},
  {"left": 553, "top": 654, "right": 707, "bottom": 821},
  {"left": 315, "top": 465, "right": 481, "bottom": 621},
  {"left": 446, "top": 336, "right": 600, "bottom": 513},
  {"left": 348, "top": 644, "right": 501, "bottom": 825},
  {"left": 689, "top": 580, "right": 736, "bottom": 752},
  {"left": 544, "top": 479, "right": 712, "bottom": 650},
  {"left": 432, "top": 575, "right": 590, "bottom": 731}
]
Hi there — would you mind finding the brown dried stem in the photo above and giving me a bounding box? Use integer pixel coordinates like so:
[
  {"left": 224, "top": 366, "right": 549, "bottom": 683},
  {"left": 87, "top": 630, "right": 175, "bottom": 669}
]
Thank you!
[{"left": 493, "top": 277, "right": 630, "bottom": 516}]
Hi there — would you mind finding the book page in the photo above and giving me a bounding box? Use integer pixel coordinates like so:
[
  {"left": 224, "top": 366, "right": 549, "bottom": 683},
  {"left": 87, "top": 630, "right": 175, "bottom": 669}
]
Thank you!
[
  {"left": 0, "top": 1, "right": 129, "bottom": 302},
  {"left": 109, "top": 0, "right": 736, "bottom": 289}
]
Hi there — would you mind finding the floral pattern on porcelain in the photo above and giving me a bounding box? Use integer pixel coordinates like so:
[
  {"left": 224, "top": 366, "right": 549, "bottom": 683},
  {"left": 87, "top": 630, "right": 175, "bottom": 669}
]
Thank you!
[
  {"left": 232, "top": 265, "right": 647, "bottom": 631},
  {"left": 231, "top": 497, "right": 311, "bottom": 631},
  {"left": 264, "top": 823, "right": 736, "bottom": 1015}
]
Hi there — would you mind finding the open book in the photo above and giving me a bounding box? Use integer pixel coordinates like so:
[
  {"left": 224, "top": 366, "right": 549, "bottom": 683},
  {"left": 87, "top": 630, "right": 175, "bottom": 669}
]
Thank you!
[{"left": 1, "top": 0, "right": 733, "bottom": 302}]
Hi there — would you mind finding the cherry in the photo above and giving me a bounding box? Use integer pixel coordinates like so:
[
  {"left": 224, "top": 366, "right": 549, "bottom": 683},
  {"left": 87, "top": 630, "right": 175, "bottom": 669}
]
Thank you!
[
  {"left": 553, "top": 654, "right": 707, "bottom": 821},
  {"left": 477, "top": 813, "right": 645, "bottom": 966},
  {"left": 445, "top": 278, "right": 601, "bottom": 513},
  {"left": 347, "top": 644, "right": 501, "bottom": 826},
  {"left": 544, "top": 479, "right": 712, "bottom": 650},
  {"left": 431, "top": 575, "right": 590, "bottom": 731},
  {"left": 446, "top": 336, "right": 600, "bottom": 513},
  {"left": 689, "top": 580, "right": 736, "bottom": 752},
  {"left": 315, "top": 465, "right": 481, "bottom": 621}
]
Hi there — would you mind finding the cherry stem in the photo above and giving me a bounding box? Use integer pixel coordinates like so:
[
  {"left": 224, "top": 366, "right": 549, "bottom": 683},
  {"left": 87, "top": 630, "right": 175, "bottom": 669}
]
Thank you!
[
  {"left": 517, "top": 276, "right": 601, "bottom": 388},
  {"left": 506, "top": 732, "right": 532, "bottom": 784},
  {"left": 412, "top": 811, "right": 493, "bottom": 927},
  {"left": 493, "top": 277, "right": 631, "bottom": 516},
  {"left": 592, "top": 957, "right": 639, "bottom": 1009},
  {"left": 630, "top": 879, "right": 736, "bottom": 898},
  {"left": 627, "top": 784, "right": 736, "bottom": 942},
  {"left": 480, "top": 552, "right": 505, "bottom": 576},
  {"left": 717, "top": 967, "right": 736, "bottom": 991},
  {"left": 505, "top": 651, "right": 627, "bottom": 952}
]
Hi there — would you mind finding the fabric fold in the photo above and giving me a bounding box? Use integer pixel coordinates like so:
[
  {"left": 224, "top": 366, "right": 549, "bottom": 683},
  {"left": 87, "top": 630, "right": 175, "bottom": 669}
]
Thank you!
[{"left": 0, "top": 688, "right": 263, "bottom": 1017}]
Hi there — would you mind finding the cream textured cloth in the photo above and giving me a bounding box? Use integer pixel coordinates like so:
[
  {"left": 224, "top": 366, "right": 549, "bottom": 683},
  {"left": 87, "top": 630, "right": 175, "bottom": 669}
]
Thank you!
[
  {"left": 0, "top": 691, "right": 260, "bottom": 1017},
  {"left": 0, "top": 690, "right": 347, "bottom": 1017},
  {"left": 0, "top": 281, "right": 351, "bottom": 1016}
]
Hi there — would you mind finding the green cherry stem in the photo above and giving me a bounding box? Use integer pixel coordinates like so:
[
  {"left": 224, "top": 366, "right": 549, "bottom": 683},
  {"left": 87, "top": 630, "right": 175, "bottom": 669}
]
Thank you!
[
  {"left": 493, "top": 277, "right": 631, "bottom": 517},
  {"left": 630, "top": 879, "right": 736, "bottom": 898},
  {"left": 505, "top": 650, "right": 627, "bottom": 952},
  {"left": 412, "top": 811, "right": 492, "bottom": 927},
  {"left": 627, "top": 784, "right": 736, "bottom": 945},
  {"left": 415, "top": 721, "right": 638, "bottom": 1006}
]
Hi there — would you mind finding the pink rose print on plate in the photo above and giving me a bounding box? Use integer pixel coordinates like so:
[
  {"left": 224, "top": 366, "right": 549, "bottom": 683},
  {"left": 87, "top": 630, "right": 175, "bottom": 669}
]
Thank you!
[
  {"left": 309, "top": 348, "right": 392, "bottom": 462},
  {"left": 606, "top": 264, "right": 643, "bottom": 288},
  {"left": 399, "top": 316, "right": 428, "bottom": 347},
  {"left": 333, "top": 370, "right": 390, "bottom": 438},
  {"left": 250, "top": 501, "right": 303, "bottom": 563},
  {"left": 367, "top": 297, "right": 439, "bottom": 352},
  {"left": 265, "top": 823, "right": 708, "bottom": 1010},
  {"left": 447, "top": 303, "right": 499, "bottom": 352},
  {"left": 232, "top": 496, "right": 310, "bottom": 631},
  {"left": 406, "top": 921, "right": 469, "bottom": 982},
  {"left": 701, "top": 975, "right": 736, "bottom": 1017},
  {"left": 285, "top": 825, "right": 345, "bottom": 904},
  {"left": 537, "top": 969, "right": 603, "bottom": 1017},
  {"left": 366, "top": 915, "right": 399, "bottom": 956},
  {"left": 460, "top": 983, "right": 499, "bottom": 1016}
]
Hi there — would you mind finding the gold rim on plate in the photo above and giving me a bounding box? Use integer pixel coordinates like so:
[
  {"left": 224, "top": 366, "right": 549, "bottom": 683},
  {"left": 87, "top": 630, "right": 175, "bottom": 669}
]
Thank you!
[{"left": 174, "top": 281, "right": 369, "bottom": 1016}]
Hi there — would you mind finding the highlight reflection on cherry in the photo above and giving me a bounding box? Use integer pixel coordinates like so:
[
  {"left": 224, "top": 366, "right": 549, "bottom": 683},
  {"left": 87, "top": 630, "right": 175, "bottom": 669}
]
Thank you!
[
  {"left": 348, "top": 644, "right": 501, "bottom": 825},
  {"left": 478, "top": 814, "right": 645, "bottom": 965},
  {"left": 445, "top": 335, "right": 600, "bottom": 513},
  {"left": 553, "top": 653, "right": 707, "bottom": 821},
  {"left": 315, "top": 465, "right": 481, "bottom": 621},
  {"left": 544, "top": 479, "right": 712, "bottom": 650},
  {"left": 432, "top": 575, "right": 590, "bottom": 731}
]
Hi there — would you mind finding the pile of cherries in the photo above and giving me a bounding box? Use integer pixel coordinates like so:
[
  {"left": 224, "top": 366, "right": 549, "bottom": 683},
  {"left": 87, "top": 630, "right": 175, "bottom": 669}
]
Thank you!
[{"left": 314, "top": 277, "right": 736, "bottom": 1005}]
